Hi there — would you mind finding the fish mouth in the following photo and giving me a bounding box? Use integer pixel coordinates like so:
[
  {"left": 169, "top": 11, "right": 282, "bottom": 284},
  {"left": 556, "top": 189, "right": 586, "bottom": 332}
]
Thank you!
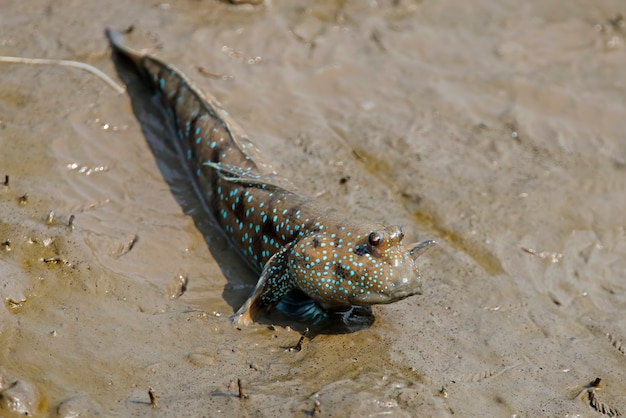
[{"left": 407, "top": 240, "right": 436, "bottom": 259}]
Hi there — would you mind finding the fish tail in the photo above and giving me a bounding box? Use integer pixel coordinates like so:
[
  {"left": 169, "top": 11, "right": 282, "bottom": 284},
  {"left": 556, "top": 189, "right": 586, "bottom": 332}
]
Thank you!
[
  {"left": 106, "top": 29, "right": 281, "bottom": 187},
  {"left": 105, "top": 28, "right": 144, "bottom": 69}
]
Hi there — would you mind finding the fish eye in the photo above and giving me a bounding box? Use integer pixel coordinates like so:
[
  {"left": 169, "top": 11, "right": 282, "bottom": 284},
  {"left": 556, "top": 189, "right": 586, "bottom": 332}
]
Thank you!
[{"left": 368, "top": 231, "right": 383, "bottom": 246}]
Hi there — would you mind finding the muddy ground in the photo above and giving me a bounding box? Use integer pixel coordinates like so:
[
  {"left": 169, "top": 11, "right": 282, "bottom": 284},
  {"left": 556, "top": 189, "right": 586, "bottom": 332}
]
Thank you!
[{"left": 1, "top": 0, "right": 626, "bottom": 416}]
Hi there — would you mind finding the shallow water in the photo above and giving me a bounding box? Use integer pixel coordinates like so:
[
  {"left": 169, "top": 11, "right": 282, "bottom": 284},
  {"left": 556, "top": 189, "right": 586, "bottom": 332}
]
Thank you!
[{"left": 1, "top": 0, "right": 626, "bottom": 416}]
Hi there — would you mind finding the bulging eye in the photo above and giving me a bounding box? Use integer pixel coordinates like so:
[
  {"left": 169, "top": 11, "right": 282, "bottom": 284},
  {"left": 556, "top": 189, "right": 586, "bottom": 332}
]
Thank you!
[{"left": 368, "top": 231, "right": 383, "bottom": 246}]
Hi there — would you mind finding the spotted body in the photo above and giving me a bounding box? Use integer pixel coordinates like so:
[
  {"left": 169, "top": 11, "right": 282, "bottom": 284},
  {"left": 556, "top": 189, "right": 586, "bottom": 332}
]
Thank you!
[{"left": 106, "top": 29, "right": 434, "bottom": 326}]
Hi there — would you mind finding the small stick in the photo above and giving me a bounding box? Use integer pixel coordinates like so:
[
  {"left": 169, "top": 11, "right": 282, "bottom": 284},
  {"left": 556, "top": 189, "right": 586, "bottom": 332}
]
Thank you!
[
  {"left": 148, "top": 387, "right": 158, "bottom": 408},
  {"left": 296, "top": 327, "right": 309, "bottom": 351},
  {"left": 3, "top": 175, "right": 8, "bottom": 186},
  {"left": 67, "top": 214, "right": 75, "bottom": 230},
  {"left": 0, "top": 56, "right": 125, "bottom": 94},
  {"left": 46, "top": 210, "right": 55, "bottom": 225},
  {"left": 196, "top": 66, "right": 232, "bottom": 80},
  {"left": 287, "top": 328, "right": 309, "bottom": 352},
  {"left": 237, "top": 378, "right": 248, "bottom": 399},
  {"left": 312, "top": 399, "right": 321, "bottom": 416}
]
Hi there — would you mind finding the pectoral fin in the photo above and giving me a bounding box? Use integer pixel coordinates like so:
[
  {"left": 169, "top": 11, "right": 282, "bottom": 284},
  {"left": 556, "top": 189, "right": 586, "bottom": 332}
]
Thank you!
[
  {"left": 231, "top": 244, "right": 295, "bottom": 326},
  {"left": 276, "top": 290, "right": 328, "bottom": 324}
]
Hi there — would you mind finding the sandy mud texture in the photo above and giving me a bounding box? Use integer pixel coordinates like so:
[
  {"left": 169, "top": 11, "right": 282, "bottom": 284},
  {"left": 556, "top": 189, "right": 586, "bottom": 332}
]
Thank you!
[{"left": 1, "top": 0, "right": 626, "bottom": 416}]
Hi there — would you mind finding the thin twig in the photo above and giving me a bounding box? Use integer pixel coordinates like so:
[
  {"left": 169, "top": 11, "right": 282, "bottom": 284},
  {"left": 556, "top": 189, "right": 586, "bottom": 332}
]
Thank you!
[
  {"left": 237, "top": 378, "right": 248, "bottom": 399},
  {"left": 0, "top": 56, "right": 125, "bottom": 94},
  {"left": 148, "top": 387, "right": 158, "bottom": 408}
]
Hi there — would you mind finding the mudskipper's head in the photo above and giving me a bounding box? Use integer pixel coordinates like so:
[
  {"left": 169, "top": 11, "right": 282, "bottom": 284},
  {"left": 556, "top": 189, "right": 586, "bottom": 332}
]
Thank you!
[
  {"left": 345, "top": 226, "right": 435, "bottom": 305},
  {"left": 291, "top": 225, "right": 435, "bottom": 307}
]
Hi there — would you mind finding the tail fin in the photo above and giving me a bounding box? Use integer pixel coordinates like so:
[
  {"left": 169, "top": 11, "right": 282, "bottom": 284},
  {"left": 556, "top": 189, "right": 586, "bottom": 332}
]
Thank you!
[{"left": 105, "top": 28, "right": 144, "bottom": 68}]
